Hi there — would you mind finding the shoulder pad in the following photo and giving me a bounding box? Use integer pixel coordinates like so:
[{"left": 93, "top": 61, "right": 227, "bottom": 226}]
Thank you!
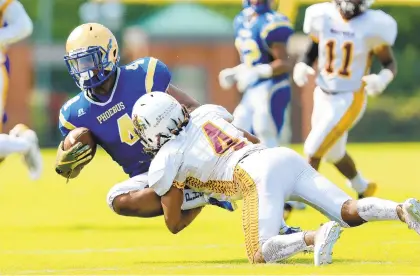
[
  {"left": 123, "top": 58, "right": 147, "bottom": 71},
  {"left": 260, "top": 15, "right": 293, "bottom": 42},
  {"left": 62, "top": 94, "right": 81, "bottom": 112},
  {"left": 192, "top": 104, "right": 234, "bottom": 122},
  {"left": 123, "top": 57, "right": 171, "bottom": 94},
  {"left": 367, "top": 10, "right": 397, "bottom": 47},
  {"left": 233, "top": 11, "right": 244, "bottom": 30}
]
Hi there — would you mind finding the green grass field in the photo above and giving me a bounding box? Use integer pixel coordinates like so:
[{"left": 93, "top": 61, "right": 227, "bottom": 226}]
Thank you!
[{"left": 1, "top": 144, "right": 420, "bottom": 275}]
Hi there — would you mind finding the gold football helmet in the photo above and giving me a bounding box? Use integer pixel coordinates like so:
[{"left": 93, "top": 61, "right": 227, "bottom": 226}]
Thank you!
[{"left": 64, "top": 23, "right": 120, "bottom": 89}]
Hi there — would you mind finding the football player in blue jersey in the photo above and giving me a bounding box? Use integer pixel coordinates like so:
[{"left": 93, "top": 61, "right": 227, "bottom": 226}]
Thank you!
[
  {"left": 0, "top": 0, "right": 42, "bottom": 181},
  {"left": 219, "top": 0, "right": 292, "bottom": 149},
  {"left": 54, "top": 23, "right": 240, "bottom": 222}
]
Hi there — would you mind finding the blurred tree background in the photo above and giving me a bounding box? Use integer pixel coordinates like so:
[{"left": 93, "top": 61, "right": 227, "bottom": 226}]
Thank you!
[{"left": 19, "top": 0, "right": 420, "bottom": 142}]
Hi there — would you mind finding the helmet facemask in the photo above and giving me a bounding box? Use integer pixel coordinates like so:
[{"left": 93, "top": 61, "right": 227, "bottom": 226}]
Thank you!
[
  {"left": 64, "top": 39, "right": 119, "bottom": 90},
  {"left": 334, "top": 0, "right": 373, "bottom": 19}
]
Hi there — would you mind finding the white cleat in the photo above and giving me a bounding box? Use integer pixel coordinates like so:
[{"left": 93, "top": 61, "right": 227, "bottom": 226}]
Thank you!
[
  {"left": 10, "top": 124, "right": 43, "bottom": 180},
  {"left": 402, "top": 198, "right": 420, "bottom": 235},
  {"left": 9, "top": 123, "right": 29, "bottom": 137},
  {"left": 314, "top": 221, "right": 342, "bottom": 266}
]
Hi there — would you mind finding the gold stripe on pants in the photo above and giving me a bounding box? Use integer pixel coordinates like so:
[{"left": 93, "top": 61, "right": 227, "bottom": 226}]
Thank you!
[{"left": 234, "top": 165, "right": 259, "bottom": 264}]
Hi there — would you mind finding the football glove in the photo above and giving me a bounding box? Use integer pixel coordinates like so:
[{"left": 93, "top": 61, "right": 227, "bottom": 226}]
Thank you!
[
  {"left": 218, "top": 64, "right": 246, "bottom": 90},
  {"left": 235, "top": 64, "right": 273, "bottom": 93},
  {"left": 293, "top": 62, "right": 315, "bottom": 87},
  {"left": 55, "top": 141, "right": 92, "bottom": 177},
  {"left": 362, "top": 69, "right": 394, "bottom": 97}
]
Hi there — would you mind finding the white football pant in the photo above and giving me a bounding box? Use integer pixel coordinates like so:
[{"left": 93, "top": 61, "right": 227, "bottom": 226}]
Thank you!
[
  {"left": 304, "top": 86, "right": 367, "bottom": 163},
  {"left": 237, "top": 147, "right": 351, "bottom": 250}
]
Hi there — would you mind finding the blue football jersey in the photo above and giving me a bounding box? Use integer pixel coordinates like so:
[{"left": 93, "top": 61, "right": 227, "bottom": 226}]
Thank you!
[
  {"left": 59, "top": 57, "right": 171, "bottom": 177},
  {"left": 234, "top": 9, "right": 294, "bottom": 87}
]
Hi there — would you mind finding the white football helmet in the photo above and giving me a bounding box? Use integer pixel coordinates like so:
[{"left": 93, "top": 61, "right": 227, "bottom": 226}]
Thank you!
[{"left": 131, "top": 92, "right": 189, "bottom": 155}]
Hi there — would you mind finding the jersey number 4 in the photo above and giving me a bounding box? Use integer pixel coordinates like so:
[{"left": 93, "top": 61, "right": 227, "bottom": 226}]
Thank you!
[
  {"left": 325, "top": 40, "right": 354, "bottom": 77},
  {"left": 203, "top": 122, "right": 246, "bottom": 155},
  {"left": 117, "top": 113, "right": 139, "bottom": 146}
]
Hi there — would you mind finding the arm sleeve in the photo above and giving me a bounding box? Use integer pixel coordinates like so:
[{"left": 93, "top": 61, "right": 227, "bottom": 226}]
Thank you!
[
  {"left": 148, "top": 150, "right": 182, "bottom": 196},
  {"left": 58, "top": 108, "right": 77, "bottom": 137},
  {"left": 143, "top": 57, "right": 172, "bottom": 93},
  {"left": 303, "top": 4, "right": 323, "bottom": 43},
  {"left": 0, "top": 0, "right": 33, "bottom": 45}
]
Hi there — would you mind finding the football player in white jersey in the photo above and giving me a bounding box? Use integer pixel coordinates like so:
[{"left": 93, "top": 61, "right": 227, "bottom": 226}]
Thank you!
[
  {"left": 131, "top": 92, "right": 420, "bottom": 266},
  {"left": 0, "top": 0, "right": 42, "bottom": 180},
  {"left": 293, "top": 0, "right": 397, "bottom": 198}
]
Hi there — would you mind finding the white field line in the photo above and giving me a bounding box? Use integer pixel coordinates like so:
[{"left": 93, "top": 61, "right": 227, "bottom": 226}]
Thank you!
[
  {"left": 0, "top": 244, "right": 244, "bottom": 255},
  {"left": 3, "top": 239, "right": 420, "bottom": 255}
]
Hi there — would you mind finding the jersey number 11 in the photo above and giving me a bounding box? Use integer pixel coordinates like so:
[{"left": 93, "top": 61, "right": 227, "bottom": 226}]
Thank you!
[{"left": 325, "top": 40, "right": 354, "bottom": 77}]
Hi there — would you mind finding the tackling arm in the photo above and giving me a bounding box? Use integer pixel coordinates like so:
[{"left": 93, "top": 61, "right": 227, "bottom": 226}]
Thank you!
[
  {"left": 237, "top": 127, "right": 260, "bottom": 144},
  {"left": 0, "top": 1, "right": 33, "bottom": 45},
  {"left": 143, "top": 58, "right": 200, "bottom": 111},
  {"left": 167, "top": 84, "right": 200, "bottom": 111},
  {"left": 161, "top": 185, "right": 203, "bottom": 234}
]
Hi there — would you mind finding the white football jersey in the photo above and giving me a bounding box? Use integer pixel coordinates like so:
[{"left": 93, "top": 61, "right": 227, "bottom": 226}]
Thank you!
[
  {"left": 303, "top": 2, "right": 397, "bottom": 93},
  {"left": 148, "top": 104, "right": 265, "bottom": 200}
]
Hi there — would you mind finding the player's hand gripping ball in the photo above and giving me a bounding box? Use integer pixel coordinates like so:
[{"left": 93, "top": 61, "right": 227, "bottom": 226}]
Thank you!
[{"left": 55, "top": 127, "right": 97, "bottom": 179}]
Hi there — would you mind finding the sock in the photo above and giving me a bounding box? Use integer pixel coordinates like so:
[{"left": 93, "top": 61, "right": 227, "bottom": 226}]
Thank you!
[
  {"left": 180, "top": 189, "right": 207, "bottom": 210},
  {"left": 347, "top": 172, "right": 369, "bottom": 194},
  {"left": 262, "top": 232, "right": 307, "bottom": 263},
  {"left": 357, "top": 198, "right": 399, "bottom": 221}
]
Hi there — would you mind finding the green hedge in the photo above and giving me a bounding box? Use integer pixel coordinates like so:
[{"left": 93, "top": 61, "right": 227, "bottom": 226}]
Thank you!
[{"left": 350, "top": 95, "right": 420, "bottom": 142}]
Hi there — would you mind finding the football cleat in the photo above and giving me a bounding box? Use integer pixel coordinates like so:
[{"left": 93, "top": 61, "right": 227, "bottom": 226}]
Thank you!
[
  {"left": 314, "top": 221, "right": 342, "bottom": 266},
  {"left": 9, "top": 124, "right": 43, "bottom": 180},
  {"left": 207, "top": 197, "right": 237, "bottom": 212},
  {"left": 9, "top": 123, "right": 29, "bottom": 137},
  {"left": 358, "top": 182, "right": 377, "bottom": 199},
  {"left": 402, "top": 198, "right": 420, "bottom": 235}
]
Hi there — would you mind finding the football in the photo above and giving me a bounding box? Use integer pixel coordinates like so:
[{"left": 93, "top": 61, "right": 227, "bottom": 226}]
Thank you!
[{"left": 63, "top": 127, "right": 97, "bottom": 178}]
